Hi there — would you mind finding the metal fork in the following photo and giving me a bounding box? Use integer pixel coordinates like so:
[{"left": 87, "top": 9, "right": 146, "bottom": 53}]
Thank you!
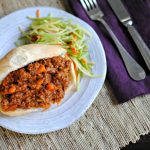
[{"left": 80, "top": 0, "right": 146, "bottom": 81}]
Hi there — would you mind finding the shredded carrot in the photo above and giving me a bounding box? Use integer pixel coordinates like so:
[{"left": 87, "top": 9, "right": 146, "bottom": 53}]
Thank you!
[
  {"left": 36, "top": 79, "right": 43, "bottom": 89},
  {"left": 36, "top": 9, "right": 40, "bottom": 18},
  {"left": 0, "top": 85, "right": 16, "bottom": 95},
  {"left": 8, "top": 85, "right": 16, "bottom": 94},
  {"left": 37, "top": 65, "right": 46, "bottom": 74},
  {"left": 73, "top": 61, "right": 78, "bottom": 80},
  {"left": 46, "top": 83, "right": 55, "bottom": 92},
  {"left": 71, "top": 47, "right": 77, "bottom": 55}
]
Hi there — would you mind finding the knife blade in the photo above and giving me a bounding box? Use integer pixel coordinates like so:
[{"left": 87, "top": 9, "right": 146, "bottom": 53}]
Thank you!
[
  {"left": 107, "top": 0, "right": 150, "bottom": 71},
  {"left": 107, "top": 0, "right": 131, "bottom": 23}
]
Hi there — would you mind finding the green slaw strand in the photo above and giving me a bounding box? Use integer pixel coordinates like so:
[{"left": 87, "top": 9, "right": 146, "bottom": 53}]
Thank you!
[{"left": 16, "top": 13, "right": 95, "bottom": 88}]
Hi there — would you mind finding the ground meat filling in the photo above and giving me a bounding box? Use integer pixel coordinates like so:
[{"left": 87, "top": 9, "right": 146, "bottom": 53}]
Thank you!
[{"left": 0, "top": 56, "right": 71, "bottom": 111}]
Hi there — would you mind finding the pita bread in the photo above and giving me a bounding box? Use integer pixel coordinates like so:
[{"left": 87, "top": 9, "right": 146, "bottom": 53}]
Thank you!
[{"left": 0, "top": 44, "right": 76, "bottom": 116}]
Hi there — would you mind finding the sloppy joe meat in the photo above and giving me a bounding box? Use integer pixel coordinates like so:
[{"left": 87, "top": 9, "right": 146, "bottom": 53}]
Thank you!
[{"left": 0, "top": 56, "right": 71, "bottom": 111}]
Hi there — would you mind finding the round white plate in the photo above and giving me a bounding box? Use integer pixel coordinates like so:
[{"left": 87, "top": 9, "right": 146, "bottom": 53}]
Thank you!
[{"left": 0, "top": 7, "right": 106, "bottom": 134}]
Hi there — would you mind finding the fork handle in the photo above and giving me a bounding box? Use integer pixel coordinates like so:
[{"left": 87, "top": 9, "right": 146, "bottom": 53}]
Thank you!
[{"left": 99, "top": 19, "right": 146, "bottom": 81}]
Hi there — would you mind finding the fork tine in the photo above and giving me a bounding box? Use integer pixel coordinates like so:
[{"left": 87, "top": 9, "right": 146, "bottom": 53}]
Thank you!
[
  {"left": 88, "top": 0, "right": 95, "bottom": 9},
  {"left": 92, "top": 0, "right": 99, "bottom": 8},
  {"left": 83, "top": 0, "right": 91, "bottom": 11},
  {"left": 80, "top": 0, "right": 88, "bottom": 11}
]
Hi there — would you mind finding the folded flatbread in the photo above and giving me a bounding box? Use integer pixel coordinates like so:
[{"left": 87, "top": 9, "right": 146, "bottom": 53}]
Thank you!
[{"left": 0, "top": 44, "right": 76, "bottom": 116}]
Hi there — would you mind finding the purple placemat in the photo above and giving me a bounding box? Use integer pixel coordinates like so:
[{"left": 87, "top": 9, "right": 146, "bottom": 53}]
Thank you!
[{"left": 69, "top": 0, "right": 150, "bottom": 103}]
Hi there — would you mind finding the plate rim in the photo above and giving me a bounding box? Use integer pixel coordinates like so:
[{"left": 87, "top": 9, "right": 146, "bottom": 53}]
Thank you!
[{"left": 0, "top": 6, "right": 107, "bottom": 134}]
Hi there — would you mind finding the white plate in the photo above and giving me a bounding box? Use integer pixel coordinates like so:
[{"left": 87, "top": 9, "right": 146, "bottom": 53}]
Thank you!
[{"left": 0, "top": 7, "right": 106, "bottom": 134}]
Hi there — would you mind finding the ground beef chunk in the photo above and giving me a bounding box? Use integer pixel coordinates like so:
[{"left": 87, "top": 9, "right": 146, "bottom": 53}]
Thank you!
[{"left": 0, "top": 56, "right": 71, "bottom": 111}]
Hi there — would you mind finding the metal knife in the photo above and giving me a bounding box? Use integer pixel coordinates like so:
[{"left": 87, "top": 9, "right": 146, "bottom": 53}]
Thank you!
[{"left": 107, "top": 0, "right": 150, "bottom": 70}]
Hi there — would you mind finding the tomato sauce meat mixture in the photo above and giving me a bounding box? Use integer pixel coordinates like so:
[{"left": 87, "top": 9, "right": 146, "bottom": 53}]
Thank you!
[{"left": 0, "top": 56, "right": 71, "bottom": 111}]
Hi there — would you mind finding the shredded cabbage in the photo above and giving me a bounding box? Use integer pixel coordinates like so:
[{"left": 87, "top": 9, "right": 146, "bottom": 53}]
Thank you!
[{"left": 16, "top": 13, "right": 95, "bottom": 88}]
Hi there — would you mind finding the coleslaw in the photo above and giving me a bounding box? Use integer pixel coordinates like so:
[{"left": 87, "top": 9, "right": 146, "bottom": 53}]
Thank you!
[{"left": 16, "top": 10, "right": 95, "bottom": 89}]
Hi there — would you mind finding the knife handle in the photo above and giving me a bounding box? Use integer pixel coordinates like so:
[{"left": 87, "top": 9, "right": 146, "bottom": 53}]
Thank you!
[
  {"left": 127, "top": 25, "right": 150, "bottom": 70},
  {"left": 100, "top": 19, "right": 146, "bottom": 81}
]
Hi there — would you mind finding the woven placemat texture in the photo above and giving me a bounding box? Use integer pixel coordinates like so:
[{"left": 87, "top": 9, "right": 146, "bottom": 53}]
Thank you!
[{"left": 0, "top": 1, "right": 150, "bottom": 150}]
